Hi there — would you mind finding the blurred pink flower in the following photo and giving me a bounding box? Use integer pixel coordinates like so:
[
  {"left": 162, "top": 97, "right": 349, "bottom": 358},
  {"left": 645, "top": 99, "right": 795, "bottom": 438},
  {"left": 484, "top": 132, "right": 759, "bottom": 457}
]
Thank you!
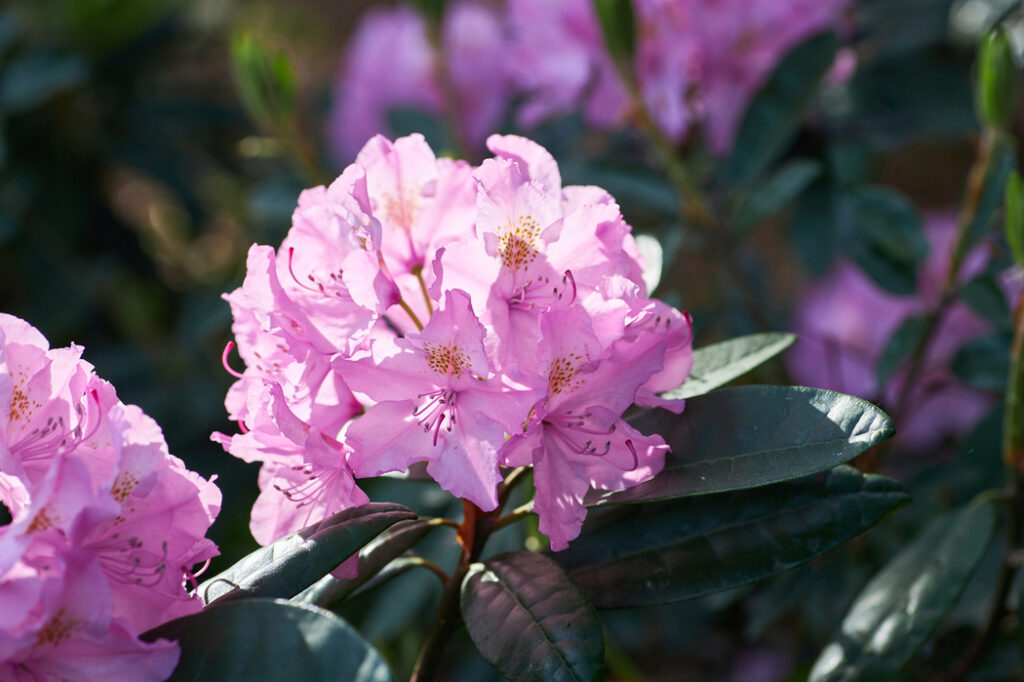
[
  {"left": 327, "top": 2, "right": 510, "bottom": 163},
  {"left": 505, "top": 0, "right": 850, "bottom": 153},
  {"left": 787, "top": 213, "right": 996, "bottom": 452}
]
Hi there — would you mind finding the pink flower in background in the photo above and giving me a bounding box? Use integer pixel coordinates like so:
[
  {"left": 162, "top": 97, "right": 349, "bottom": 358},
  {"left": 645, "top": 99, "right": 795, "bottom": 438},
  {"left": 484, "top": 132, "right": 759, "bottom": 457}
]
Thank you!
[
  {"left": 0, "top": 313, "right": 221, "bottom": 680},
  {"left": 506, "top": 0, "right": 631, "bottom": 130},
  {"left": 787, "top": 213, "right": 995, "bottom": 452},
  {"left": 504, "top": 0, "right": 850, "bottom": 153},
  {"left": 327, "top": 2, "right": 510, "bottom": 163},
  {"left": 327, "top": 6, "right": 440, "bottom": 163},
  {"left": 217, "top": 133, "right": 692, "bottom": 550}
]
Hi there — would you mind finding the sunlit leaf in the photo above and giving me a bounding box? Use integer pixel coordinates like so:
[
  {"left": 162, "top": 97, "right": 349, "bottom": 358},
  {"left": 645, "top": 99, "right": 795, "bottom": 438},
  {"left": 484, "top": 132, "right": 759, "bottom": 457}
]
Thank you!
[
  {"left": 294, "top": 518, "right": 439, "bottom": 607},
  {"left": 199, "top": 503, "right": 416, "bottom": 605},
  {"left": 809, "top": 501, "right": 997, "bottom": 681},
  {"left": 665, "top": 332, "right": 796, "bottom": 399},
  {"left": 586, "top": 386, "right": 894, "bottom": 506}
]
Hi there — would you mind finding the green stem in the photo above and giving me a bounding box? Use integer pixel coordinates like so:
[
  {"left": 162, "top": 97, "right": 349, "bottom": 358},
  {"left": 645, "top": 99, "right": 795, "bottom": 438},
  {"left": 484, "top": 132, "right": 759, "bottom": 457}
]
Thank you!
[
  {"left": 891, "top": 128, "right": 997, "bottom": 438},
  {"left": 497, "top": 466, "right": 530, "bottom": 509},
  {"left": 1003, "top": 291, "right": 1024, "bottom": 468},
  {"left": 423, "top": 15, "right": 471, "bottom": 160},
  {"left": 490, "top": 501, "right": 535, "bottom": 532}
]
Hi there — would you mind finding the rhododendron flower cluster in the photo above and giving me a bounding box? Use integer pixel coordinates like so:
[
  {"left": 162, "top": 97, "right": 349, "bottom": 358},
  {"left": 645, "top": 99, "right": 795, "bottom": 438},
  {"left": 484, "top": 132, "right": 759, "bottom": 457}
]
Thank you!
[
  {"left": 0, "top": 314, "right": 221, "bottom": 681},
  {"left": 787, "top": 213, "right": 1005, "bottom": 452},
  {"left": 215, "top": 133, "right": 693, "bottom": 551}
]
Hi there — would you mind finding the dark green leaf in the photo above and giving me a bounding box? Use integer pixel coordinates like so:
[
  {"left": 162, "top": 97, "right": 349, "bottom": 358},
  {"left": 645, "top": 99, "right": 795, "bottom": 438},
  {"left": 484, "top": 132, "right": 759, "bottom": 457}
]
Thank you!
[
  {"left": 966, "top": 136, "right": 1016, "bottom": 252},
  {"left": 562, "top": 466, "right": 909, "bottom": 608},
  {"left": 586, "top": 386, "right": 894, "bottom": 506},
  {"left": 1004, "top": 170, "right": 1024, "bottom": 266},
  {"left": 665, "top": 332, "right": 796, "bottom": 400},
  {"left": 951, "top": 332, "right": 1011, "bottom": 391},
  {"left": 792, "top": 182, "right": 840, "bottom": 276},
  {"left": 724, "top": 32, "right": 838, "bottom": 186},
  {"left": 976, "top": 30, "right": 1019, "bottom": 131},
  {"left": 0, "top": 52, "right": 87, "bottom": 114},
  {"left": 847, "top": 186, "right": 927, "bottom": 295},
  {"left": 736, "top": 159, "right": 822, "bottom": 230},
  {"left": 592, "top": 0, "right": 636, "bottom": 67},
  {"left": 827, "top": 142, "right": 872, "bottom": 188},
  {"left": 960, "top": 273, "right": 1011, "bottom": 327},
  {"left": 411, "top": 0, "right": 447, "bottom": 22},
  {"left": 462, "top": 551, "right": 604, "bottom": 682},
  {"left": 876, "top": 315, "right": 928, "bottom": 386},
  {"left": 142, "top": 598, "right": 393, "bottom": 682},
  {"left": 199, "top": 503, "right": 416, "bottom": 604},
  {"left": 294, "top": 518, "right": 439, "bottom": 607},
  {"left": 809, "top": 501, "right": 997, "bottom": 681}
]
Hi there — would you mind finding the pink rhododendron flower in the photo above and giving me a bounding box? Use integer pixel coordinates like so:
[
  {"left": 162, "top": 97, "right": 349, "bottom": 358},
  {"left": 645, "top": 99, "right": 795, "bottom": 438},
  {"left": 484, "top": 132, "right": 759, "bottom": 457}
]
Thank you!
[
  {"left": 787, "top": 213, "right": 997, "bottom": 452},
  {"left": 0, "top": 313, "right": 221, "bottom": 680},
  {"left": 327, "top": 2, "right": 509, "bottom": 163},
  {"left": 504, "top": 0, "right": 850, "bottom": 153},
  {"left": 216, "top": 133, "right": 692, "bottom": 550}
]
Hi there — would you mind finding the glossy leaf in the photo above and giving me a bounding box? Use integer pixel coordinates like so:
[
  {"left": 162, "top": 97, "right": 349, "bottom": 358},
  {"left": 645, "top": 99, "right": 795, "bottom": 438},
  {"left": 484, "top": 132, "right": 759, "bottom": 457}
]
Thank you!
[
  {"left": 462, "top": 551, "right": 604, "bottom": 682},
  {"left": 562, "top": 466, "right": 909, "bottom": 608},
  {"left": 810, "top": 501, "right": 997, "bottom": 681},
  {"left": 294, "top": 518, "right": 439, "bottom": 607},
  {"left": 665, "top": 333, "right": 796, "bottom": 400},
  {"left": 876, "top": 315, "right": 927, "bottom": 386},
  {"left": 736, "top": 159, "right": 822, "bottom": 230},
  {"left": 724, "top": 32, "right": 838, "bottom": 186},
  {"left": 586, "top": 385, "right": 894, "bottom": 506},
  {"left": 199, "top": 503, "right": 416, "bottom": 605},
  {"left": 142, "top": 598, "right": 393, "bottom": 682}
]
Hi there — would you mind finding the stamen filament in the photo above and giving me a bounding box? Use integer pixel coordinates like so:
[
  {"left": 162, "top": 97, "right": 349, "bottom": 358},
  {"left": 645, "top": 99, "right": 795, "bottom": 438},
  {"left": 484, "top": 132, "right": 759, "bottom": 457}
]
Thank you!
[{"left": 221, "top": 341, "right": 244, "bottom": 378}]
